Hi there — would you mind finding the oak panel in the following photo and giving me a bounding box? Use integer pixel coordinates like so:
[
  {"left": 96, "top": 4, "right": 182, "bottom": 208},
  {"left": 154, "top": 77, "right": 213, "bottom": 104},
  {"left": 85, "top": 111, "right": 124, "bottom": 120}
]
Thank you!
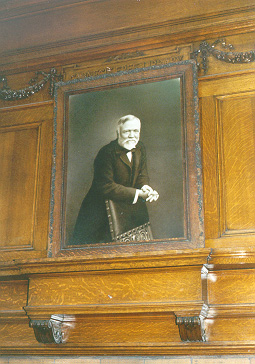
[
  {"left": 208, "top": 269, "right": 255, "bottom": 305},
  {"left": 27, "top": 268, "right": 202, "bottom": 307},
  {"left": 0, "top": 280, "right": 28, "bottom": 311},
  {"left": 200, "top": 73, "right": 255, "bottom": 248},
  {"left": 1, "top": 0, "right": 254, "bottom": 53},
  {"left": 0, "top": 104, "right": 53, "bottom": 260},
  {"left": 0, "top": 124, "right": 40, "bottom": 249},
  {"left": 201, "top": 96, "right": 219, "bottom": 239},
  {"left": 217, "top": 93, "right": 255, "bottom": 234},
  {"left": 67, "top": 314, "right": 181, "bottom": 344},
  {"left": 0, "top": 320, "right": 38, "bottom": 347},
  {"left": 1, "top": 1, "right": 255, "bottom": 71},
  {"left": 205, "top": 317, "right": 255, "bottom": 342}
]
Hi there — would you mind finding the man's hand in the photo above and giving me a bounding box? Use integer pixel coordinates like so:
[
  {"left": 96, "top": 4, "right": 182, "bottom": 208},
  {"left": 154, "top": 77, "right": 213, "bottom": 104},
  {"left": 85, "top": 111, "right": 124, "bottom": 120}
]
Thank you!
[{"left": 138, "top": 185, "right": 159, "bottom": 202}]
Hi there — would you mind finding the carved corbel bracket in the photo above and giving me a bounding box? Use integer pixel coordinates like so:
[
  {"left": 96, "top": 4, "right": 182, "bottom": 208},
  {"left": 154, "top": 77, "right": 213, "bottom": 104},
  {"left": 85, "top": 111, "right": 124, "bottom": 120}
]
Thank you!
[
  {"left": 29, "top": 314, "right": 75, "bottom": 344},
  {"left": 175, "top": 304, "right": 208, "bottom": 342}
]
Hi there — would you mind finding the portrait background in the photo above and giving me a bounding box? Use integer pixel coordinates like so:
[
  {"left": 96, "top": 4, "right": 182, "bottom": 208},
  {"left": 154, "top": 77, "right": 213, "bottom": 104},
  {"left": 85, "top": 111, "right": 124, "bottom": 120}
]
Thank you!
[{"left": 65, "top": 78, "right": 184, "bottom": 245}]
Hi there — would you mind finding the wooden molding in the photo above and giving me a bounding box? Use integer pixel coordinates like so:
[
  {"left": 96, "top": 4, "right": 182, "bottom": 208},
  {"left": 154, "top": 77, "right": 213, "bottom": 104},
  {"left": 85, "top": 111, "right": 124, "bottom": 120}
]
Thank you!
[
  {"left": 24, "top": 301, "right": 207, "bottom": 317},
  {"left": 1, "top": 250, "right": 255, "bottom": 354},
  {"left": 0, "top": 248, "right": 211, "bottom": 276},
  {"left": 1, "top": 3, "right": 255, "bottom": 72}
]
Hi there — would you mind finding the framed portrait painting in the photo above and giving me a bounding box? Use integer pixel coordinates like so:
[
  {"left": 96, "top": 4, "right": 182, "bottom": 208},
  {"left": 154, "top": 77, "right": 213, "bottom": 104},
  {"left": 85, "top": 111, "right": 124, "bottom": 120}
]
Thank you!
[{"left": 49, "top": 60, "right": 204, "bottom": 257}]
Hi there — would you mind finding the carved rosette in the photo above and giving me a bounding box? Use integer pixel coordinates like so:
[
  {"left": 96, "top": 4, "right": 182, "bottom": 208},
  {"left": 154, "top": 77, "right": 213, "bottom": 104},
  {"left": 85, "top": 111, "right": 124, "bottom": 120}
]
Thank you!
[{"left": 29, "top": 314, "right": 75, "bottom": 344}]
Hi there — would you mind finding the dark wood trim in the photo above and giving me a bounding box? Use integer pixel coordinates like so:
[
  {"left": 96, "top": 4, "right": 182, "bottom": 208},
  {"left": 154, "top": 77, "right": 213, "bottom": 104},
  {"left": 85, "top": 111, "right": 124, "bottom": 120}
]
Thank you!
[{"left": 1, "top": 11, "right": 255, "bottom": 73}]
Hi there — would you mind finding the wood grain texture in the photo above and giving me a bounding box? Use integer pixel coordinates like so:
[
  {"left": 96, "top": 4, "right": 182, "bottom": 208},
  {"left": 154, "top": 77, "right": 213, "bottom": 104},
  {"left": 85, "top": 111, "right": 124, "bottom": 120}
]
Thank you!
[
  {"left": 217, "top": 93, "right": 255, "bottom": 233},
  {"left": 205, "top": 317, "right": 255, "bottom": 342},
  {"left": 67, "top": 314, "right": 181, "bottom": 344},
  {"left": 0, "top": 123, "right": 40, "bottom": 249},
  {"left": 0, "top": 280, "right": 28, "bottom": 310},
  {"left": 200, "top": 96, "right": 219, "bottom": 239},
  {"left": 1, "top": 0, "right": 255, "bottom": 356},
  {"left": 200, "top": 72, "right": 255, "bottom": 248},
  {"left": 27, "top": 267, "right": 203, "bottom": 307},
  {"left": 0, "top": 104, "right": 53, "bottom": 260},
  {"left": 0, "top": 321, "right": 38, "bottom": 346},
  {"left": 208, "top": 269, "right": 255, "bottom": 305},
  {"left": 194, "top": 32, "right": 255, "bottom": 77},
  {"left": 0, "top": 1, "right": 255, "bottom": 71}
]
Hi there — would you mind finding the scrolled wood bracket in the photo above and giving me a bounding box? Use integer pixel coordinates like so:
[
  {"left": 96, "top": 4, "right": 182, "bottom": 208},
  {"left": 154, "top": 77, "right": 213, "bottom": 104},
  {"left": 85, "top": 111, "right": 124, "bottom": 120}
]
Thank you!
[
  {"left": 175, "top": 304, "right": 208, "bottom": 342},
  {"left": 0, "top": 68, "right": 62, "bottom": 101},
  {"left": 29, "top": 314, "right": 75, "bottom": 344},
  {"left": 191, "top": 38, "right": 255, "bottom": 74}
]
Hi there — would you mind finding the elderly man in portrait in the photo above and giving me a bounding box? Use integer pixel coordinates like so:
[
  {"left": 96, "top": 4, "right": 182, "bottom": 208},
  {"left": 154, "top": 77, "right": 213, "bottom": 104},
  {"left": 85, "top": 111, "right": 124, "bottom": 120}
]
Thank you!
[{"left": 71, "top": 115, "right": 159, "bottom": 245}]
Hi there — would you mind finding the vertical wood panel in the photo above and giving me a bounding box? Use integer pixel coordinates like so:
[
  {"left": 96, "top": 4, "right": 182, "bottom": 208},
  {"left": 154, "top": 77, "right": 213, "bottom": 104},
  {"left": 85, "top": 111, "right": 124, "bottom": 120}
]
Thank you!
[
  {"left": 218, "top": 93, "right": 255, "bottom": 234},
  {"left": 200, "top": 73, "right": 255, "bottom": 248},
  {"left": 0, "top": 124, "right": 40, "bottom": 248},
  {"left": 0, "top": 104, "right": 53, "bottom": 259},
  {"left": 201, "top": 96, "right": 219, "bottom": 239}
]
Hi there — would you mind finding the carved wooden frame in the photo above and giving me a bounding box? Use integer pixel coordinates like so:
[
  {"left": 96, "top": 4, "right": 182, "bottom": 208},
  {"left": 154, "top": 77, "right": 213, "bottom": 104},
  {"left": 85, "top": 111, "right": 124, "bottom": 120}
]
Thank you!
[{"left": 49, "top": 60, "right": 204, "bottom": 258}]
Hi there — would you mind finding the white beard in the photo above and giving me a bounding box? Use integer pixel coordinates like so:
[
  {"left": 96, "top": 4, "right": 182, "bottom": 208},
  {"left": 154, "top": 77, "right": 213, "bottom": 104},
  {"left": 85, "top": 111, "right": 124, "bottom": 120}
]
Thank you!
[{"left": 122, "top": 139, "right": 138, "bottom": 150}]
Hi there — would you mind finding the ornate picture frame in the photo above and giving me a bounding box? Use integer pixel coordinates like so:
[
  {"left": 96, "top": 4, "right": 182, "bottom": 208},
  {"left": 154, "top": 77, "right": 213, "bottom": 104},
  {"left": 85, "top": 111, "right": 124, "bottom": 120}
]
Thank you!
[{"left": 49, "top": 60, "right": 204, "bottom": 257}]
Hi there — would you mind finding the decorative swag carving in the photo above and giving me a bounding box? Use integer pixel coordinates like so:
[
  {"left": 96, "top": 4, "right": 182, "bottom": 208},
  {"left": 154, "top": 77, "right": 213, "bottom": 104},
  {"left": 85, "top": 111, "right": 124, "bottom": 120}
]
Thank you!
[
  {"left": 0, "top": 68, "right": 62, "bottom": 101},
  {"left": 1, "top": 40, "right": 255, "bottom": 100},
  {"left": 192, "top": 38, "right": 255, "bottom": 74}
]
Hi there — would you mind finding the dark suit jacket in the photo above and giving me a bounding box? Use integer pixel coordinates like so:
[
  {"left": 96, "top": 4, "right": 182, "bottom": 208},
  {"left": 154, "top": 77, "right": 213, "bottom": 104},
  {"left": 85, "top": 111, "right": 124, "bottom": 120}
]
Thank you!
[{"left": 70, "top": 139, "right": 150, "bottom": 244}]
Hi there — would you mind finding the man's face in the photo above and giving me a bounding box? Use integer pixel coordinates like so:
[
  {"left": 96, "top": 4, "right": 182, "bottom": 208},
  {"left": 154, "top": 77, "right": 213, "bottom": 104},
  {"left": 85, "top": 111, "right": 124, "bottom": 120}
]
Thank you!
[{"left": 118, "top": 119, "right": 141, "bottom": 150}]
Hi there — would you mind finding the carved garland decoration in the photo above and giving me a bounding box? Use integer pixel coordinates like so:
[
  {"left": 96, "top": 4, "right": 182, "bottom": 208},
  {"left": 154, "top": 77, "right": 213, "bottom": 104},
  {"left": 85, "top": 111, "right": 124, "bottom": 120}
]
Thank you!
[
  {"left": 0, "top": 39, "right": 255, "bottom": 100},
  {"left": 0, "top": 68, "right": 62, "bottom": 101},
  {"left": 192, "top": 38, "right": 255, "bottom": 74}
]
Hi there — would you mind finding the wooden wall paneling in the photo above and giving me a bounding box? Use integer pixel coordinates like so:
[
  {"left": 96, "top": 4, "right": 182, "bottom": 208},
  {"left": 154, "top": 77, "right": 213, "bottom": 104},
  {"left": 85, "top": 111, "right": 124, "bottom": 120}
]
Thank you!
[
  {"left": 19, "top": 251, "right": 209, "bottom": 351},
  {"left": 0, "top": 103, "right": 53, "bottom": 260},
  {"left": 208, "top": 268, "right": 255, "bottom": 305},
  {"left": 26, "top": 267, "right": 203, "bottom": 308},
  {"left": 205, "top": 266, "right": 255, "bottom": 343},
  {"left": 0, "top": 319, "right": 39, "bottom": 349},
  {"left": 200, "top": 96, "right": 218, "bottom": 239},
  {"left": 0, "top": 279, "right": 28, "bottom": 312},
  {"left": 62, "top": 44, "right": 193, "bottom": 81},
  {"left": 217, "top": 92, "right": 255, "bottom": 234},
  {"left": 0, "top": 1, "right": 255, "bottom": 72},
  {"left": 1, "top": 0, "right": 255, "bottom": 356},
  {"left": 0, "top": 70, "right": 54, "bottom": 107},
  {"left": 64, "top": 314, "right": 181, "bottom": 346},
  {"left": 0, "top": 278, "right": 39, "bottom": 351},
  {"left": 205, "top": 317, "right": 255, "bottom": 342},
  {"left": 0, "top": 123, "right": 41, "bottom": 249},
  {"left": 200, "top": 71, "right": 255, "bottom": 248},
  {"left": 1, "top": 255, "right": 255, "bottom": 355},
  {"left": 194, "top": 32, "right": 255, "bottom": 77}
]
